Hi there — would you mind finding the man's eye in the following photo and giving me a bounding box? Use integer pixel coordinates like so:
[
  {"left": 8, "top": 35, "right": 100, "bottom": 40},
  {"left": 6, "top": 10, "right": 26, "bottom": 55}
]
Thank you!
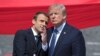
[
  {"left": 40, "top": 20, "right": 44, "bottom": 22},
  {"left": 54, "top": 13, "right": 58, "bottom": 15},
  {"left": 45, "top": 22, "right": 48, "bottom": 25},
  {"left": 49, "top": 13, "right": 57, "bottom": 16}
]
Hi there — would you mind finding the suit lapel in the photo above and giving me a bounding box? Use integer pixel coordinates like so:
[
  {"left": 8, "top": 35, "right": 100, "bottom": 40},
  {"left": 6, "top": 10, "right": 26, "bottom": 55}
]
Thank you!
[
  {"left": 27, "top": 28, "right": 42, "bottom": 55},
  {"left": 47, "top": 27, "right": 54, "bottom": 43},
  {"left": 27, "top": 28, "right": 36, "bottom": 48}
]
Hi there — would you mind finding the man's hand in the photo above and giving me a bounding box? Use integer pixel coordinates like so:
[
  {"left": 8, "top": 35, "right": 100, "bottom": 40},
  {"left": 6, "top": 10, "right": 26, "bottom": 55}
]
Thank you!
[{"left": 41, "top": 27, "right": 47, "bottom": 45}]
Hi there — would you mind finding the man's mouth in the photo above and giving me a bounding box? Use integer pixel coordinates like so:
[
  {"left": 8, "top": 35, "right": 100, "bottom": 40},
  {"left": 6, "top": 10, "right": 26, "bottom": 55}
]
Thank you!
[{"left": 40, "top": 27, "right": 44, "bottom": 30}]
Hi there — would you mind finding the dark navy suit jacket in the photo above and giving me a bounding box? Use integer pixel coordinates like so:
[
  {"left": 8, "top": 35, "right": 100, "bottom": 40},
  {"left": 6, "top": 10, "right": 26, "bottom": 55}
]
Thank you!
[
  {"left": 13, "top": 28, "right": 47, "bottom": 56},
  {"left": 47, "top": 23, "right": 86, "bottom": 56}
]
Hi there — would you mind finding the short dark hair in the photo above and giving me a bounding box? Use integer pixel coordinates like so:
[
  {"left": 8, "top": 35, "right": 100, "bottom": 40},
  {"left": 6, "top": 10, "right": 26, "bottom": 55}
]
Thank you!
[{"left": 33, "top": 12, "right": 49, "bottom": 20}]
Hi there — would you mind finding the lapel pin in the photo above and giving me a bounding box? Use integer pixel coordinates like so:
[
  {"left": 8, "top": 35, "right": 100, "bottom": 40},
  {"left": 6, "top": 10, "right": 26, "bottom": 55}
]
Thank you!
[{"left": 63, "top": 32, "right": 66, "bottom": 34}]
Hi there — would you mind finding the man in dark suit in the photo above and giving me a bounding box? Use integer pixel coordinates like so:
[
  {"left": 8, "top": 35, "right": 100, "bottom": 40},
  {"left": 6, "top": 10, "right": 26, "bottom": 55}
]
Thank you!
[
  {"left": 47, "top": 4, "right": 86, "bottom": 56},
  {"left": 13, "top": 12, "right": 49, "bottom": 56}
]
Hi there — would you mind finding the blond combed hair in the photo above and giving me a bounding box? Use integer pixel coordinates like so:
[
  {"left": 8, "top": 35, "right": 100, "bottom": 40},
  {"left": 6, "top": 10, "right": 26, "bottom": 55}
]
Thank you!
[{"left": 48, "top": 4, "right": 67, "bottom": 18}]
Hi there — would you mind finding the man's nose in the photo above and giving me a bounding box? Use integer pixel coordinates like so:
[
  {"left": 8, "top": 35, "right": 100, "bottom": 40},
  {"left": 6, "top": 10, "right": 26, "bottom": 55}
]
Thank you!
[
  {"left": 42, "top": 22, "right": 46, "bottom": 26},
  {"left": 51, "top": 14, "right": 55, "bottom": 19},
  {"left": 52, "top": 14, "right": 55, "bottom": 17}
]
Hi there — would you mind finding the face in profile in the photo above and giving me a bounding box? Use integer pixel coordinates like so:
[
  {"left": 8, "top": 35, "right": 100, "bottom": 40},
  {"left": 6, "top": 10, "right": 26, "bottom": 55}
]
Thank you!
[
  {"left": 49, "top": 8, "right": 65, "bottom": 26},
  {"left": 33, "top": 14, "right": 48, "bottom": 33}
]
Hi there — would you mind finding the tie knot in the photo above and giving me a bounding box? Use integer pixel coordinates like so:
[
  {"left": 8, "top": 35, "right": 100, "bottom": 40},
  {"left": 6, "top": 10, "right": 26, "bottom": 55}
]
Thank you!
[
  {"left": 53, "top": 29, "right": 58, "bottom": 34},
  {"left": 35, "top": 34, "right": 41, "bottom": 41}
]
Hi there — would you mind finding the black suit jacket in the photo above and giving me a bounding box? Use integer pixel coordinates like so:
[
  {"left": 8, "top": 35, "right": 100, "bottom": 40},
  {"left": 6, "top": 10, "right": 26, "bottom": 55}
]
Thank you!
[
  {"left": 13, "top": 28, "right": 47, "bottom": 56},
  {"left": 47, "top": 23, "right": 86, "bottom": 56}
]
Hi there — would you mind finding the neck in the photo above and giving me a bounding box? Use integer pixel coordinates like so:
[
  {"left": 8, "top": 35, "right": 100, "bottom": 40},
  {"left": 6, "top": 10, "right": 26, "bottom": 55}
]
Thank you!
[
  {"left": 54, "top": 21, "right": 66, "bottom": 28},
  {"left": 32, "top": 26, "right": 40, "bottom": 34}
]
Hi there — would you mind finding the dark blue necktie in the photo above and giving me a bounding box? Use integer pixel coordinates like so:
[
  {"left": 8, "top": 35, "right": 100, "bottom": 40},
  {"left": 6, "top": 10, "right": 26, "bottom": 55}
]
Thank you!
[
  {"left": 49, "top": 29, "right": 58, "bottom": 56},
  {"left": 34, "top": 35, "right": 41, "bottom": 56}
]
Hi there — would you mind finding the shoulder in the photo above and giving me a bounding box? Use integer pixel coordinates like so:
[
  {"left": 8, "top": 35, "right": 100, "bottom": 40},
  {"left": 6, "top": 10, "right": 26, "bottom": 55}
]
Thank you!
[
  {"left": 15, "top": 28, "right": 32, "bottom": 36},
  {"left": 68, "top": 25, "right": 84, "bottom": 38},
  {"left": 15, "top": 29, "right": 27, "bottom": 35},
  {"left": 14, "top": 28, "right": 32, "bottom": 41},
  {"left": 65, "top": 24, "right": 82, "bottom": 36},
  {"left": 68, "top": 24, "right": 81, "bottom": 32}
]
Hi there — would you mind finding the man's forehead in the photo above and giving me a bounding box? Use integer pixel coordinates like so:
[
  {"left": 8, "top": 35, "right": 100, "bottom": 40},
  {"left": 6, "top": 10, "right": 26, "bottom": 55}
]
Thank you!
[
  {"left": 37, "top": 15, "right": 48, "bottom": 20},
  {"left": 49, "top": 8, "right": 62, "bottom": 12}
]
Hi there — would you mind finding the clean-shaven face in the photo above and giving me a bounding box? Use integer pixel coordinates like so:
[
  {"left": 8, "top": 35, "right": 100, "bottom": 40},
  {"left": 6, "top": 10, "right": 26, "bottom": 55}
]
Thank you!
[
  {"left": 49, "top": 8, "right": 65, "bottom": 27},
  {"left": 33, "top": 14, "right": 48, "bottom": 33}
]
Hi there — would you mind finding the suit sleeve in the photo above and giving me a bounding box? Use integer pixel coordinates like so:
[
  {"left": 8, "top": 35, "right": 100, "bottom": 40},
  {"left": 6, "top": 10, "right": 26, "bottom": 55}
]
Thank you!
[
  {"left": 72, "top": 32, "right": 86, "bottom": 56},
  {"left": 13, "top": 30, "right": 27, "bottom": 56}
]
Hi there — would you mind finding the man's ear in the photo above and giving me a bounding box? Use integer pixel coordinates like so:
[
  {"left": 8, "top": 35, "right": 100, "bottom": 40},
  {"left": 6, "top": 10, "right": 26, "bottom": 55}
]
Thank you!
[{"left": 32, "top": 19, "right": 35, "bottom": 25}]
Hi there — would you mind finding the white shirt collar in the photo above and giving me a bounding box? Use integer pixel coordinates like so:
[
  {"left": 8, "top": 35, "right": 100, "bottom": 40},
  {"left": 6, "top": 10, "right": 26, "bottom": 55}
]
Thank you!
[
  {"left": 31, "top": 27, "right": 38, "bottom": 36},
  {"left": 54, "top": 21, "right": 66, "bottom": 33}
]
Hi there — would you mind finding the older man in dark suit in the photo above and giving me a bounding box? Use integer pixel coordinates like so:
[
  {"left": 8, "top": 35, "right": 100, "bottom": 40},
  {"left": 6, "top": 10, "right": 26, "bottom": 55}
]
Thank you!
[{"left": 47, "top": 4, "right": 86, "bottom": 56}]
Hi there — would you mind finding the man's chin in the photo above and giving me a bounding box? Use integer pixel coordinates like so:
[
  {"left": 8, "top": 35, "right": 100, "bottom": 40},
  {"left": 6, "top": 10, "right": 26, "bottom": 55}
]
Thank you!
[
  {"left": 52, "top": 23, "right": 57, "bottom": 25},
  {"left": 52, "top": 22, "right": 58, "bottom": 24},
  {"left": 40, "top": 30, "right": 43, "bottom": 33}
]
